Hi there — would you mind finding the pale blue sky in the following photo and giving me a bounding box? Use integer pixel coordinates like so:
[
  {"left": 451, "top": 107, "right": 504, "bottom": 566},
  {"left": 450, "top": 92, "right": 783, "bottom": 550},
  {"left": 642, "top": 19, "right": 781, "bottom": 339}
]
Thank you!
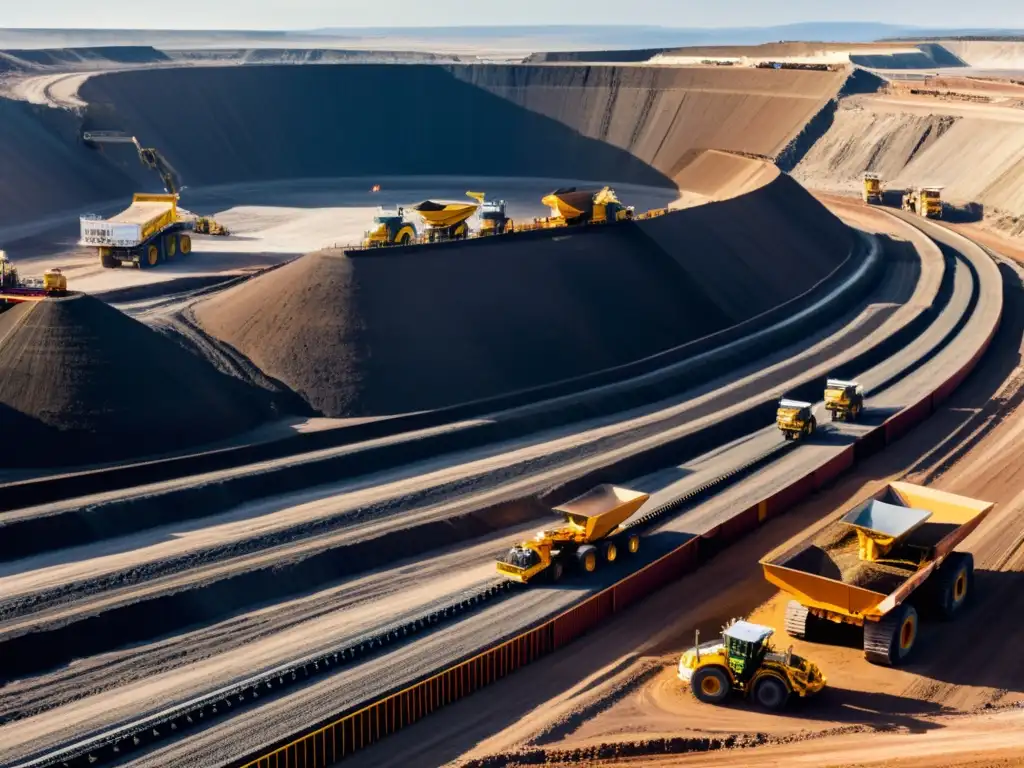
[{"left": 1, "top": 0, "right": 1022, "bottom": 31}]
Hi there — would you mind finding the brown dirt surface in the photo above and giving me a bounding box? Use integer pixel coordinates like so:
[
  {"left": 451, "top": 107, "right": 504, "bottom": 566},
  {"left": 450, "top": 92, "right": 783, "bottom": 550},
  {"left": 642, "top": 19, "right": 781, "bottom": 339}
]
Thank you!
[
  {"left": 670, "top": 150, "right": 781, "bottom": 201},
  {"left": 195, "top": 171, "right": 850, "bottom": 418},
  {"left": 348, "top": 253, "right": 1024, "bottom": 768},
  {"left": 0, "top": 294, "right": 275, "bottom": 467}
]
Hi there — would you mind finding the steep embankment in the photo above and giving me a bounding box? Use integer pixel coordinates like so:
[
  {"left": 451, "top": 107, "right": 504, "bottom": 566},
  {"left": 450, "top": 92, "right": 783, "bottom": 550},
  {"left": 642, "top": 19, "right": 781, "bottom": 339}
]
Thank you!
[
  {"left": 938, "top": 40, "right": 1024, "bottom": 70},
  {"left": 794, "top": 97, "right": 1024, "bottom": 235},
  {"left": 0, "top": 295, "right": 275, "bottom": 467},
  {"left": 195, "top": 157, "right": 851, "bottom": 418}
]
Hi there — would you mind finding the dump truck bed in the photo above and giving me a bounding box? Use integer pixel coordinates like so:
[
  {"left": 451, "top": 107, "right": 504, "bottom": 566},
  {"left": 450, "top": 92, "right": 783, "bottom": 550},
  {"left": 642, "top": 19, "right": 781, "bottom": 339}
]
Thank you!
[
  {"left": 412, "top": 201, "right": 478, "bottom": 228},
  {"left": 761, "top": 482, "right": 993, "bottom": 620},
  {"left": 555, "top": 485, "right": 650, "bottom": 541}
]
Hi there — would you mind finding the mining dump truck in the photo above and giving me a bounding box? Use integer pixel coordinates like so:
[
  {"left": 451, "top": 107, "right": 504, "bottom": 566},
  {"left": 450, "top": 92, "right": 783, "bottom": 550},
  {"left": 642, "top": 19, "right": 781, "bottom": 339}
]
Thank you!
[
  {"left": 678, "top": 620, "right": 826, "bottom": 710},
  {"left": 824, "top": 379, "right": 865, "bottom": 422},
  {"left": 467, "top": 191, "right": 512, "bottom": 235},
  {"left": 496, "top": 485, "right": 648, "bottom": 584},
  {"left": 412, "top": 198, "right": 480, "bottom": 243},
  {"left": 762, "top": 481, "right": 993, "bottom": 666},
  {"left": 902, "top": 186, "right": 943, "bottom": 219},
  {"left": 862, "top": 173, "right": 883, "bottom": 204},
  {"left": 776, "top": 399, "right": 817, "bottom": 441},
  {"left": 362, "top": 207, "right": 417, "bottom": 247},
  {"left": 540, "top": 186, "right": 634, "bottom": 228},
  {"left": 80, "top": 193, "right": 193, "bottom": 269}
]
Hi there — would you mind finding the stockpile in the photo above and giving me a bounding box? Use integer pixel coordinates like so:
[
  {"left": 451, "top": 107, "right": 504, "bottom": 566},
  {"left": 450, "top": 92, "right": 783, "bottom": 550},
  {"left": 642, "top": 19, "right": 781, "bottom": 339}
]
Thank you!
[
  {"left": 196, "top": 160, "right": 850, "bottom": 418},
  {"left": 0, "top": 295, "right": 274, "bottom": 467}
]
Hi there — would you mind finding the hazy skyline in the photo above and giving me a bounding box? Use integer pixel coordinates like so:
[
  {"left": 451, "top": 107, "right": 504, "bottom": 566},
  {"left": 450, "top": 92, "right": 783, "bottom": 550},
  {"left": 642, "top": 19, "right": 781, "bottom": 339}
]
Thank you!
[{"left": 2, "top": 0, "right": 1023, "bottom": 31}]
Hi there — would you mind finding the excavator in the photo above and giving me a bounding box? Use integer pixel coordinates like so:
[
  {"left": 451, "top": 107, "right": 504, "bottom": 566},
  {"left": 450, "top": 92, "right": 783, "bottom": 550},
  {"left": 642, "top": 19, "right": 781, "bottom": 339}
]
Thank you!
[{"left": 83, "top": 131, "right": 230, "bottom": 236}]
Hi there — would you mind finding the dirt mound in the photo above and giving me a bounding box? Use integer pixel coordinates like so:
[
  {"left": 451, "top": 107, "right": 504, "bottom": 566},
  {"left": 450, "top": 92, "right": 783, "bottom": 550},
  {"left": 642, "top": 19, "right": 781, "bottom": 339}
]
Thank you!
[
  {"left": 0, "top": 295, "right": 275, "bottom": 468},
  {"left": 196, "top": 169, "right": 850, "bottom": 417},
  {"left": 671, "top": 149, "right": 780, "bottom": 201}
]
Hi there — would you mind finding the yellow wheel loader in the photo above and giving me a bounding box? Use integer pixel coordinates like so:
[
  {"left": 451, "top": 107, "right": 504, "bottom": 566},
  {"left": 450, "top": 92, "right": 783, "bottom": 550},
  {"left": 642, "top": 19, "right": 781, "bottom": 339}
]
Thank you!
[
  {"left": 496, "top": 485, "right": 648, "bottom": 584},
  {"left": 678, "top": 620, "right": 826, "bottom": 710},
  {"left": 776, "top": 398, "right": 816, "bottom": 441}
]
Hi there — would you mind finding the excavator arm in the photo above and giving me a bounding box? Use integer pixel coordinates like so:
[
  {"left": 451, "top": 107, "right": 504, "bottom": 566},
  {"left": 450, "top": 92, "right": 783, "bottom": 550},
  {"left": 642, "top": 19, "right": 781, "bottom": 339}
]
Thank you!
[{"left": 83, "top": 131, "right": 182, "bottom": 195}]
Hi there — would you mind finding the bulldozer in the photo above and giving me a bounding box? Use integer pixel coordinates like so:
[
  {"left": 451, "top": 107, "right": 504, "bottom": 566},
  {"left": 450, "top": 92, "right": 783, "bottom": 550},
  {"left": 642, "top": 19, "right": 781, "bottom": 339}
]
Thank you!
[
  {"left": 193, "top": 216, "right": 230, "bottom": 236},
  {"left": 862, "top": 173, "right": 883, "bottom": 204},
  {"left": 902, "top": 186, "right": 943, "bottom": 219},
  {"left": 363, "top": 207, "right": 417, "bottom": 247},
  {"left": 776, "top": 398, "right": 817, "bottom": 441},
  {"left": 678, "top": 620, "right": 826, "bottom": 710},
  {"left": 824, "top": 378, "right": 865, "bottom": 422},
  {"left": 496, "top": 485, "right": 647, "bottom": 584}
]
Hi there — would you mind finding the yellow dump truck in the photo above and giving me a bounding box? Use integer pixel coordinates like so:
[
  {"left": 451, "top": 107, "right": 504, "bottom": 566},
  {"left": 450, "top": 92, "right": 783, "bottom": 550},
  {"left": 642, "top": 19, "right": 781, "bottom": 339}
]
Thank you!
[
  {"left": 80, "top": 193, "right": 193, "bottom": 269},
  {"left": 762, "top": 482, "right": 993, "bottom": 666},
  {"left": 776, "top": 398, "right": 817, "bottom": 441},
  {"left": 362, "top": 207, "right": 418, "bottom": 247},
  {"left": 496, "top": 485, "right": 648, "bottom": 584},
  {"left": 902, "top": 186, "right": 943, "bottom": 219},
  {"left": 467, "top": 191, "right": 512, "bottom": 236},
  {"left": 678, "top": 620, "right": 826, "bottom": 710},
  {"left": 412, "top": 198, "right": 479, "bottom": 242},
  {"left": 862, "top": 173, "right": 883, "bottom": 204},
  {"left": 540, "top": 186, "right": 634, "bottom": 228},
  {"left": 824, "top": 378, "right": 865, "bottom": 422}
]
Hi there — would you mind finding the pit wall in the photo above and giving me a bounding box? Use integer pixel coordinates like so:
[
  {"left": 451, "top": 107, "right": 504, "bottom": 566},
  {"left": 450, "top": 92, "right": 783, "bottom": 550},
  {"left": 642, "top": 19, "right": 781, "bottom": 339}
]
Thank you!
[{"left": 231, "top": 227, "right": 1002, "bottom": 767}]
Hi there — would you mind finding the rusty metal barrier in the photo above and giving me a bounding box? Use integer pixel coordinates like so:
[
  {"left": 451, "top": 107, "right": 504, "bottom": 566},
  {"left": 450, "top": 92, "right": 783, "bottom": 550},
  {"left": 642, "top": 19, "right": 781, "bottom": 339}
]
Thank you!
[{"left": 237, "top": 259, "right": 1003, "bottom": 768}]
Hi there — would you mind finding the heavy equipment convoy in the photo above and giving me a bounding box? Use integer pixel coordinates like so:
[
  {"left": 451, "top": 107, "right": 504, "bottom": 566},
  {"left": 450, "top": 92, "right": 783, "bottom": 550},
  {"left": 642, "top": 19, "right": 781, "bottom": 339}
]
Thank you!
[
  {"left": 81, "top": 193, "right": 193, "bottom": 269},
  {"left": 678, "top": 620, "right": 826, "bottom": 710},
  {"left": 762, "top": 482, "right": 993, "bottom": 666},
  {"left": 776, "top": 398, "right": 817, "bottom": 441},
  {"left": 902, "top": 186, "right": 944, "bottom": 219},
  {"left": 540, "top": 186, "right": 634, "bottom": 227},
  {"left": 363, "top": 207, "right": 417, "bottom": 247},
  {"left": 862, "top": 173, "right": 883, "bottom": 204},
  {"left": 824, "top": 378, "right": 865, "bottom": 422},
  {"left": 0, "top": 251, "right": 68, "bottom": 304},
  {"left": 496, "top": 485, "right": 647, "bottom": 584}
]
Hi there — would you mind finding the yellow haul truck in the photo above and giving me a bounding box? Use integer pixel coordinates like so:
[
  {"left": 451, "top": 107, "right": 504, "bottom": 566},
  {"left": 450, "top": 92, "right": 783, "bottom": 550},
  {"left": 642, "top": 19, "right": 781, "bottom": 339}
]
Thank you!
[
  {"left": 412, "top": 198, "right": 479, "bottom": 242},
  {"left": 540, "top": 186, "right": 634, "bottom": 228},
  {"left": 862, "top": 173, "right": 883, "bottom": 204},
  {"left": 467, "top": 191, "right": 512, "bottom": 236},
  {"left": 80, "top": 193, "right": 193, "bottom": 269},
  {"left": 496, "top": 485, "right": 647, "bottom": 584},
  {"left": 776, "top": 398, "right": 817, "bottom": 441},
  {"left": 902, "top": 186, "right": 943, "bottom": 219},
  {"left": 362, "top": 207, "right": 417, "bottom": 247},
  {"left": 762, "top": 482, "right": 993, "bottom": 666},
  {"left": 678, "top": 620, "right": 826, "bottom": 710},
  {"left": 824, "top": 378, "right": 865, "bottom": 422}
]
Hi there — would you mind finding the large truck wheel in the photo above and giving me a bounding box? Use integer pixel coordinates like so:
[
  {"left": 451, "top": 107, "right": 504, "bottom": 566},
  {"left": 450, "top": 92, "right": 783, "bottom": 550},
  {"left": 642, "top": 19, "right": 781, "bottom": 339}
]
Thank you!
[
  {"left": 933, "top": 552, "right": 974, "bottom": 620},
  {"left": 141, "top": 244, "right": 160, "bottom": 269},
  {"left": 576, "top": 545, "right": 598, "bottom": 574},
  {"left": 547, "top": 559, "right": 565, "bottom": 583},
  {"left": 165, "top": 234, "right": 177, "bottom": 260},
  {"left": 625, "top": 532, "right": 640, "bottom": 555},
  {"left": 99, "top": 248, "right": 118, "bottom": 269},
  {"left": 753, "top": 675, "right": 790, "bottom": 711},
  {"left": 691, "top": 666, "right": 731, "bottom": 704},
  {"left": 602, "top": 541, "right": 618, "bottom": 564},
  {"left": 864, "top": 603, "right": 918, "bottom": 666},
  {"left": 180, "top": 234, "right": 192, "bottom": 255}
]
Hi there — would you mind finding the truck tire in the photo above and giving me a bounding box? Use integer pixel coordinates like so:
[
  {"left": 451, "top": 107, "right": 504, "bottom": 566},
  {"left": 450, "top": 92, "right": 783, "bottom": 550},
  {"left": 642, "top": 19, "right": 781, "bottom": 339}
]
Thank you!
[
  {"left": 602, "top": 541, "right": 618, "bottom": 564},
  {"left": 691, "top": 666, "right": 731, "bottom": 704},
  {"left": 165, "top": 234, "right": 177, "bottom": 260},
  {"left": 576, "top": 545, "right": 598, "bottom": 574},
  {"left": 99, "top": 249, "right": 118, "bottom": 269},
  {"left": 933, "top": 552, "right": 974, "bottom": 620},
  {"left": 754, "top": 675, "right": 790, "bottom": 711},
  {"left": 864, "top": 603, "right": 918, "bottom": 666},
  {"left": 180, "top": 234, "right": 192, "bottom": 255},
  {"left": 548, "top": 559, "right": 565, "bottom": 584},
  {"left": 141, "top": 244, "right": 160, "bottom": 269},
  {"left": 808, "top": 416, "right": 817, "bottom": 436},
  {"left": 784, "top": 600, "right": 824, "bottom": 641}
]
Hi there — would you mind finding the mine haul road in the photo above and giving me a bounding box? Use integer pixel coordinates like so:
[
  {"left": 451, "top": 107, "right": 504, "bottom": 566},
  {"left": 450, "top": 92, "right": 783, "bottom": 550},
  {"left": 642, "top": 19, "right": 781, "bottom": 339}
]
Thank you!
[{"left": 0, "top": 206, "right": 1002, "bottom": 767}]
